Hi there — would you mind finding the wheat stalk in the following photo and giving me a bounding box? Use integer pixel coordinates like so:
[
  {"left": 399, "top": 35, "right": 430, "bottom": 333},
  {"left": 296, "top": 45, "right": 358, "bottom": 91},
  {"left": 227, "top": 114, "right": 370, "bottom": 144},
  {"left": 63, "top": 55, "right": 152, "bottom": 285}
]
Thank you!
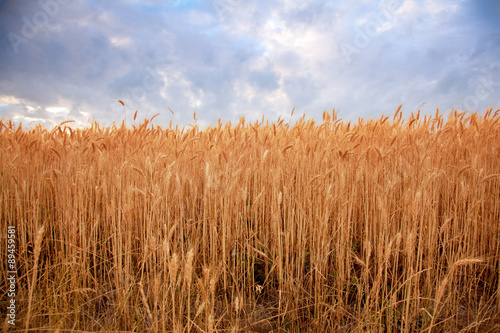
[
  {"left": 25, "top": 226, "right": 45, "bottom": 332},
  {"left": 1, "top": 109, "right": 498, "bottom": 331}
]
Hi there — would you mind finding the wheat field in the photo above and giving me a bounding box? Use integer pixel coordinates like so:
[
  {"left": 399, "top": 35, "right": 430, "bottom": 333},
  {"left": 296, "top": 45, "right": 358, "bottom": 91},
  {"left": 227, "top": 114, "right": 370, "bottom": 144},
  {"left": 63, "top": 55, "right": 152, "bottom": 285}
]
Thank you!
[{"left": 1, "top": 108, "right": 499, "bottom": 332}]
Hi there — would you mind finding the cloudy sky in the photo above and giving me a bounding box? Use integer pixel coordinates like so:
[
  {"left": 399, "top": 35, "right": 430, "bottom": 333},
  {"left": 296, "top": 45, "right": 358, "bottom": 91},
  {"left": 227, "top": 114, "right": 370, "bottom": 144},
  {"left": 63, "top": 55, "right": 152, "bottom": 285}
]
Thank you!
[{"left": 1, "top": 0, "right": 499, "bottom": 128}]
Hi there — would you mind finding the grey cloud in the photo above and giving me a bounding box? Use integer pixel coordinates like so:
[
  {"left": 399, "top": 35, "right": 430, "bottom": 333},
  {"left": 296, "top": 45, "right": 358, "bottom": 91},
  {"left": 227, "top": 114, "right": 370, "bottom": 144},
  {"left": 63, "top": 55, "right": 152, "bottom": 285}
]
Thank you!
[
  {"left": 248, "top": 70, "right": 279, "bottom": 92},
  {"left": 0, "top": 0, "right": 499, "bottom": 128},
  {"left": 284, "top": 2, "right": 335, "bottom": 27},
  {"left": 273, "top": 50, "right": 301, "bottom": 69},
  {"left": 467, "top": 0, "right": 500, "bottom": 30},
  {"left": 282, "top": 75, "right": 319, "bottom": 109}
]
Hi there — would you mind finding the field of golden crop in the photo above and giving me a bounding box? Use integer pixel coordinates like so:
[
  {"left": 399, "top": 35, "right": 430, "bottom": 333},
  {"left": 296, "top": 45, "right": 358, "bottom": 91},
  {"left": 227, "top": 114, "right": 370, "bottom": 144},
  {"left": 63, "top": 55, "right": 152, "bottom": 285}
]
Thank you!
[{"left": 1, "top": 108, "right": 500, "bottom": 332}]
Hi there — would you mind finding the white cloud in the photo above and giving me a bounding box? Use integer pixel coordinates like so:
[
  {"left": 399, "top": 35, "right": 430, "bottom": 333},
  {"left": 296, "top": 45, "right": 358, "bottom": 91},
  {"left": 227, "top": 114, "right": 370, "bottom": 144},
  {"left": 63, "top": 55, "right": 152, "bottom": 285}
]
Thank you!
[
  {"left": 46, "top": 106, "right": 69, "bottom": 115},
  {"left": 0, "top": 95, "right": 23, "bottom": 105},
  {"left": 110, "top": 36, "right": 132, "bottom": 47},
  {"left": 396, "top": 0, "right": 417, "bottom": 16}
]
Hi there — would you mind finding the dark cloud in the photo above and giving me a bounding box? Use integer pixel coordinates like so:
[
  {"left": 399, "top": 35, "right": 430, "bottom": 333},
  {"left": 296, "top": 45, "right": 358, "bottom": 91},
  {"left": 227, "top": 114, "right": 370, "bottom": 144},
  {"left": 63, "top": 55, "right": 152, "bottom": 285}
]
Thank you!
[{"left": 468, "top": 0, "right": 500, "bottom": 30}]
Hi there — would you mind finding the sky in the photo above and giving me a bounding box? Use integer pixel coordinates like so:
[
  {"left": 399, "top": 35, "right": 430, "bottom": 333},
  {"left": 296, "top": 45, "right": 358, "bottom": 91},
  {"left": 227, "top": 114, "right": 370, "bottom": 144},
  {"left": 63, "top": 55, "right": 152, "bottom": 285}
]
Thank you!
[{"left": 0, "top": 0, "right": 499, "bottom": 129}]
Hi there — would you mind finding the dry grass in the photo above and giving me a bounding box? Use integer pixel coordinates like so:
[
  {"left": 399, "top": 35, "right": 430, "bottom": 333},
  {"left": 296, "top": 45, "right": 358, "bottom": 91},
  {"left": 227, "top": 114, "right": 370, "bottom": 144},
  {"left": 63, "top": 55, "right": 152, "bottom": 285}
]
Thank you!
[{"left": 1, "top": 108, "right": 500, "bottom": 332}]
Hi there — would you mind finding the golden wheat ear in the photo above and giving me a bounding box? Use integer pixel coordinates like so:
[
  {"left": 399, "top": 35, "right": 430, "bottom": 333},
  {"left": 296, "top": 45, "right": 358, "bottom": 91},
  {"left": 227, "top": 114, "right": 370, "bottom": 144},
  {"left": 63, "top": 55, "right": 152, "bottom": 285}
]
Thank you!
[{"left": 2, "top": 109, "right": 498, "bottom": 331}]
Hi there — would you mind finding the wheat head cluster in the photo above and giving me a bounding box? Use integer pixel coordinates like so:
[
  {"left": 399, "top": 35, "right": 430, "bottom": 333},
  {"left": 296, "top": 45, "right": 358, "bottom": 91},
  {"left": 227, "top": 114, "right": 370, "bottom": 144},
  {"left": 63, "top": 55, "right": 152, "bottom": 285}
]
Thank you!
[{"left": 1, "top": 108, "right": 499, "bottom": 332}]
